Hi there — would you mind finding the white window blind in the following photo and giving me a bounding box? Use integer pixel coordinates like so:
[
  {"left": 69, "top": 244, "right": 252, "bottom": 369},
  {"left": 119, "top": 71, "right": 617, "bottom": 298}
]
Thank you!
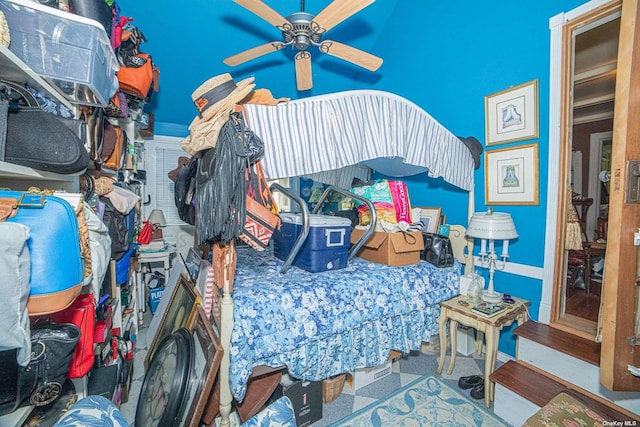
[{"left": 144, "top": 136, "right": 189, "bottom": 226}]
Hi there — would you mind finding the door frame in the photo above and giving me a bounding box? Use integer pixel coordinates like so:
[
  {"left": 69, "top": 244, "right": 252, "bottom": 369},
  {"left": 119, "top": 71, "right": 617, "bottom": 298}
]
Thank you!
[{"left": 541, "top": 0, "right": 620, "bottom": 328}]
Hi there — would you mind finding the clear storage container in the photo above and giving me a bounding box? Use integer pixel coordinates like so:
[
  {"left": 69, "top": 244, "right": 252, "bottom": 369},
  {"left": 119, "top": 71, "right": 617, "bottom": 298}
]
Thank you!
[{"left": 0, "top": 0, "right": 119, "bottom": 106}]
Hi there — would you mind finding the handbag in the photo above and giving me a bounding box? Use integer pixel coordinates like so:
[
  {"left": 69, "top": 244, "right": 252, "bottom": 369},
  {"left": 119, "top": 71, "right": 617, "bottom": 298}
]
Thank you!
[
  {"left": 45, "top": 293, "right": 95, "bottom": 379},
  {"left": 240, "top": 161, "right": 280, "bottom": 250},
  {"left": 137, "top": 221, "right": 153, "bottom": 244},
  {"left": 422, "top": 232, "right": 455, "bottom": 268},
  {"left": 68, "top": 0, "right": 114, "bottom": 34},
  {"left": 0, "top": 322, "right": 80, "bottom": 415},
  {"left": 0, "top": 80, "right": 90, "bottom": 174},
  {"left": 116, "top": 53, "right": 159, "bottom": 101},
  {"left": 0, "top": 190, "right": 84, "bottom": 316},
  {"left": 104, "top": 124, "right": 126, "bottom": 170}
]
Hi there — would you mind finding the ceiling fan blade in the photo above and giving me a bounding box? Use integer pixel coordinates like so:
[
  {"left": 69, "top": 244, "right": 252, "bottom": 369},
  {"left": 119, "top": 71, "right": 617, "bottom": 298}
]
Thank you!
[
  {"left": 233, "top": 0, "right": 289, "bottom": 28},
  {"left": 312, "top": 0, "right": 375, "bottom": 32},
  {"left": 223, "top": 42, "right": 286, "bottom": 67},
  {"left": 295, "top": 51, "right": 313, "bottom": 91},
  {"left": 320, "top": 40, "right": 383, "bottom": 71}
]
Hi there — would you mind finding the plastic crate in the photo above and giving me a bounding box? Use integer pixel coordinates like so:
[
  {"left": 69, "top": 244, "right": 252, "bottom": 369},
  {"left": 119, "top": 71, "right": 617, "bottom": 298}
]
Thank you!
[{"left": 0, "top": 0, "right": 118, "bottom": 106}]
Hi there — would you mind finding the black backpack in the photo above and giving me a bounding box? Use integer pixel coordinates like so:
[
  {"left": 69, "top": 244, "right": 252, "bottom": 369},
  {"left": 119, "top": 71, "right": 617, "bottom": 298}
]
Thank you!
[{"left": 174, "top": 156, "right": 198, "bottom": 225}]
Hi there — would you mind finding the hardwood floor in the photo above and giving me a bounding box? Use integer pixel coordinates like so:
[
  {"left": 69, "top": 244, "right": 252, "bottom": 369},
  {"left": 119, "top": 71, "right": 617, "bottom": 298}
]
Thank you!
[{"left": 565, "top": 277, "right": 601, "bottom": 322}]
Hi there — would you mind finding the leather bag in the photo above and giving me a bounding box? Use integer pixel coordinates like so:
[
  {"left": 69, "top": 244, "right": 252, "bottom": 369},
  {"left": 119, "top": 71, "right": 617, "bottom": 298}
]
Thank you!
[
  {"left": 69, "top": 0, "right": 113, "bottom": 34},
  {"left": 240, "top": 161, "right": 280, "bottom": 251},
  {"left": 0, "top": 190, "right": 84, "bottom": 315},
  {"left": 422, "top": 232, "right": 455, "bottom": 268},
  {"left": 116, "top": 53, "right": 159, "bottom": 101},
  {"left": 104, "top": 124, "right": 125, "bottom": 170},
  {"left": 0, "top": 322, "right": 80, "bottom": 415},
  {"left": 0, "top": 81, "right": 90, "bottom": 174},
  {"left": 45, "top": 293, "right": 96, "bottom": 379}
]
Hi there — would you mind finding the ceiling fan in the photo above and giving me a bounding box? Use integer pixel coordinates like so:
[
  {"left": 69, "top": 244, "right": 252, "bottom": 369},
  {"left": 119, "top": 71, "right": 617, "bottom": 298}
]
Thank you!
[{"left": 223, "top": 0, "right": 383, "bottom": 91}]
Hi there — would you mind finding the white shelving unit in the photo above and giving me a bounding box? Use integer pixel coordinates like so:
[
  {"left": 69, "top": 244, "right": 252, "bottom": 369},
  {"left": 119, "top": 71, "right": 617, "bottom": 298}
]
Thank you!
[{"left": 0, "top": 44, "right": 79, "bottom": 191}]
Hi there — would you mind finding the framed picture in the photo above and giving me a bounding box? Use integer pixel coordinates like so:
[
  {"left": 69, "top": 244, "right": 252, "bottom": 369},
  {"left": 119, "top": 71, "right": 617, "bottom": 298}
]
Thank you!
[
  {"left": 178, "top": 306, "right": 223, "bottom": 427},
  {"left": 417, "top": 207, "right": 442, "bottom": 233},
  {"left": 146, "top": 273, "right": 202, "bottom": 368},
  {"left": 183, "top": 246, "right": 203, "bottom": 284},
  {"left": 485, "top": 79, "right": 539, "bottom": 146},
  {"left": 485, "top": 143, "right": 539, "bottom": 205}
]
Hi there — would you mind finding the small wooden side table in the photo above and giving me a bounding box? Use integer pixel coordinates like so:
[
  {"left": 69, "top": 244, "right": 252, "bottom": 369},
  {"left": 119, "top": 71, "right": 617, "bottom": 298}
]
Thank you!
[{"left": 436, "top": 294, "right": 530, "bottom": 407}]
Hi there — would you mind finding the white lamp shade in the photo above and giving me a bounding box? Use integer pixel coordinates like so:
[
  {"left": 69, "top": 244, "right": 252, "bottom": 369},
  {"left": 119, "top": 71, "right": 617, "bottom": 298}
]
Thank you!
[
  {"left": 466, "top": 211, "right": 518, "bottom": 240},
  {"left": 147, "top": 209, "right": 167, "bottom": 227}
]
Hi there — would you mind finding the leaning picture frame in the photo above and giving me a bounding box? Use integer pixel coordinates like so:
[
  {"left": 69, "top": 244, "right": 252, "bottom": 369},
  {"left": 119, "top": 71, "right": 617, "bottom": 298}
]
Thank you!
[
  {"left": 178, "top": 305, "right": 224, "bottom": 427},
  {"left": 145, "top": 273, "right": 202, "bottom": 369},
  {"left": 485, "top": 143, "right": 539, "bottom": 205},
  {"left": 417, "top": 207, "right": 442, "bottom": 233},
  {"left": 485, "top": 79, "right": 539, "bottom": 146}
]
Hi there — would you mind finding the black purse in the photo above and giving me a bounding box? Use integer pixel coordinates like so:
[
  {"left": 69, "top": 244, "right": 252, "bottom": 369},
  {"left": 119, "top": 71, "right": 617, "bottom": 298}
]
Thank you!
[
  {"left": 422, "top": 232, "right": 455, "bottom": 268},
  {"left": 0, "top": 322, "right": 80, "bottom": 415},
  {"left": 0, "top": 81, "right": 90, "bottom": 174}
]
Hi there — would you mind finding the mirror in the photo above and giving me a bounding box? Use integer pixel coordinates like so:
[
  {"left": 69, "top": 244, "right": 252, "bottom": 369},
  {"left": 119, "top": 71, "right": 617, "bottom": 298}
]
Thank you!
[{"left": 561, "top": 15, "right": 619, "bottom": 329}]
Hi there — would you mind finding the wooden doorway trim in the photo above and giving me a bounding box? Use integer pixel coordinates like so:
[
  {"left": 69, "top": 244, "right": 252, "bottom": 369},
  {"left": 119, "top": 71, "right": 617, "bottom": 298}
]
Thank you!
[{"left": 599, "top": 0, "right": 640, "bottom": 391}]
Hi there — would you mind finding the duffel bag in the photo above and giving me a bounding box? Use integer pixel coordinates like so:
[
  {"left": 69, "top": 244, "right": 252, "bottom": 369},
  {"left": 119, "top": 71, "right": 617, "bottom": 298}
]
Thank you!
[{"left": 0, "top": 190, "right": 84, "bottom": 315}]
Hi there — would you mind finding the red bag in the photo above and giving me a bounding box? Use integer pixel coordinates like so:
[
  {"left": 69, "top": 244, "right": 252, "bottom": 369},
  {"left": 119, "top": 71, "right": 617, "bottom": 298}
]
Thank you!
[
  {"left": 137, "top": 221, "right": 153, "bottom": 244},
  {"left": 47, "top": 293, "right": 96, "bottom": 378}
]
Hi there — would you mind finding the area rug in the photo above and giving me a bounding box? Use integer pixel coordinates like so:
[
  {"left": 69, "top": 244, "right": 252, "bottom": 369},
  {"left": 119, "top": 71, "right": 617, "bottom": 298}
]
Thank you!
[{"left": 331, "top": 375, "right": 510, "bottom": 427}]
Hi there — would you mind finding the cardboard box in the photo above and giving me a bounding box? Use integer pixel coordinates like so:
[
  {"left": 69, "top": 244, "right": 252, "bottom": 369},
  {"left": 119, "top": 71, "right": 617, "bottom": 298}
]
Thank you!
[
  {"left": 348, "top": 360, "right": 393, "bottom": 391},
  {"left": 350, "top": 229, "right": 423, "bottom": 266},
  {"left": 270, "top": 379, "right": 322, "bottom": 427}
]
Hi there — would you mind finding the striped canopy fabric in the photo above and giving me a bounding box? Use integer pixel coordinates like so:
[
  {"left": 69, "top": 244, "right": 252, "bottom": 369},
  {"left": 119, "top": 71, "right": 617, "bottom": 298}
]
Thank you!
[{"left": 243, "top": 90, "right": 474, "bottom": 191}]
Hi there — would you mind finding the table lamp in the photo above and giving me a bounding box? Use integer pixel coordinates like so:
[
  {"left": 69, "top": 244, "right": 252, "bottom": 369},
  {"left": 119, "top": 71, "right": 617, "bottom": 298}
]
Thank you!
[
  {"left": 147, "top": 209, "right": 167, "bottom": 240},
  {"left": 466, "top": 210, "right": 518, "bottom": 303}
]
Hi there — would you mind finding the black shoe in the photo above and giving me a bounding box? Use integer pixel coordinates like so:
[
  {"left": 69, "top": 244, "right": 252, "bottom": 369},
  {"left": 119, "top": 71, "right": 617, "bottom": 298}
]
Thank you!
[
  {"left": 457, "top": 375, "right": 483, "bottom": 390},
  {"left": 470, "top": 382, "right": 484, "bottom": 400}
]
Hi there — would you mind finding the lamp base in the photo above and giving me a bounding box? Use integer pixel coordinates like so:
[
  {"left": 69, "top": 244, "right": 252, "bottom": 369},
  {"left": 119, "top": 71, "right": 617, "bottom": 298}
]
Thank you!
[{"left": 482, "top": 290, "right": 503, "bottom": 303}]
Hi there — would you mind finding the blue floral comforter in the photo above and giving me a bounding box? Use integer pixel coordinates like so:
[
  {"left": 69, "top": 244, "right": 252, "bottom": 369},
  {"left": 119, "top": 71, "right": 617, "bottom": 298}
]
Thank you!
[{"left": 230, "top": 247, "right": 460, "bottom": 402}]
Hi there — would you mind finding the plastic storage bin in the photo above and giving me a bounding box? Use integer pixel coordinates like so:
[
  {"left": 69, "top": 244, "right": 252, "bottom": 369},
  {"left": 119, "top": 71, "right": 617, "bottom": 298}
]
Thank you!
[
  {"left": 0, "top": 0, "right": 118, "bottom": 106},
  {"left": 273, "top": 213, "right": 351, "bottom": 273}
]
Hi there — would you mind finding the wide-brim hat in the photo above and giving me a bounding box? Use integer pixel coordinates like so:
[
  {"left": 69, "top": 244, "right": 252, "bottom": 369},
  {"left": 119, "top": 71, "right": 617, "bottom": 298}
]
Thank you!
[
  {"left": 191, "top": 73, "right": 255, "bottom": 124},
  {"left": 458, "top": 136, "right": 483, "bottom": 169}
]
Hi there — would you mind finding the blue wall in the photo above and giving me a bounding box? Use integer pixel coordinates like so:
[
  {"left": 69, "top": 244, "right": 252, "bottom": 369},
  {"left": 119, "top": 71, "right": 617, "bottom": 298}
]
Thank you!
[{"left": 120, "top": 0, "right": 588, "bottom": 356}]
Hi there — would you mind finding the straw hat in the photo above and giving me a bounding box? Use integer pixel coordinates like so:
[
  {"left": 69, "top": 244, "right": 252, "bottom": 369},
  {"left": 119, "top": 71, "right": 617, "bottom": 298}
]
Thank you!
[{"left": 192, "top": 73, "right": 255, "bottom": 123}]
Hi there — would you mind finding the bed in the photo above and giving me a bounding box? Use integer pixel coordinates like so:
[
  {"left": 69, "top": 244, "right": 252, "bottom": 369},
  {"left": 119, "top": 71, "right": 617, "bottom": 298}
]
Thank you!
[{"left": 214, "top": 90, "right": 476, "bottom": 426}]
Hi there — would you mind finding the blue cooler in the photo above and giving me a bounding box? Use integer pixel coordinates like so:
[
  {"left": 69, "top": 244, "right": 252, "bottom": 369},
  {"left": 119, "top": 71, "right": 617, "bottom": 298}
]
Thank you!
[{"left": 274, "top": 213, "right": 352, "bottom": 273}]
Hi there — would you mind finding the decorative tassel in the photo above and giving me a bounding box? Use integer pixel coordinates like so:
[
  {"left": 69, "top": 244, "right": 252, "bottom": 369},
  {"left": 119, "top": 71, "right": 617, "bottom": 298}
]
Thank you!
[{"left": 565, "top": 189, "right": 583, "bottom": 250}]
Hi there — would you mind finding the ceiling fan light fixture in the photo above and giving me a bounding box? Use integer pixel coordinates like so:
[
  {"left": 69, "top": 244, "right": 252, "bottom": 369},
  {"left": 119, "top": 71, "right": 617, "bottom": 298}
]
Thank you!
[{"left": 225, "top": 0, "right": 383, "bottom": 90}]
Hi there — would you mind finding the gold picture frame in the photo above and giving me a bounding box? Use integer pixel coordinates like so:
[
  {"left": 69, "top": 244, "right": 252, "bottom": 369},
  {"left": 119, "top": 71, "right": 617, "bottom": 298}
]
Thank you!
[
  {"left": 179, "top": 306, "right": 224, "bottom": 427},
  {"left": 485, "top": 79, "right": 539, "bottom": 146},
  {"left": 145, "top": 273, "right": 201, "bottom": 368},
  {"left": 485, "top": 143, "right": 539, "bottom": 205},
  {"left": 417, "top": 207, "right": 442, "bottom": 233}
]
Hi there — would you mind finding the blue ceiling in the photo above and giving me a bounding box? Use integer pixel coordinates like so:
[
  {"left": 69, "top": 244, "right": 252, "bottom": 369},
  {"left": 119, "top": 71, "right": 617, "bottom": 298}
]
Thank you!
[{"left": 118, "top": 0, "right": 400, "bottom": 127}]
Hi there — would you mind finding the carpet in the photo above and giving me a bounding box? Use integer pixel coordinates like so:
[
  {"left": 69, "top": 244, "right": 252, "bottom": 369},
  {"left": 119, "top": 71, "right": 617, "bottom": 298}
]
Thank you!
[{"left": 330, "top": 375, "right": 510, "bottom": 427}]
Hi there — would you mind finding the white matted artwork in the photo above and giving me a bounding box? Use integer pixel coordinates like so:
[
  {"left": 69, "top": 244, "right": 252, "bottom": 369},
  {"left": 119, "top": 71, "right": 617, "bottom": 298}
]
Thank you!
[
  {"left": 417, "top": 207, "right": 442, "bottom": 233},
  {"left": 485, "top": 143, "right": 539, "bottom": 205},
  {"left": 485, "top": 79, "right": 538, "bottom": 146}
]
